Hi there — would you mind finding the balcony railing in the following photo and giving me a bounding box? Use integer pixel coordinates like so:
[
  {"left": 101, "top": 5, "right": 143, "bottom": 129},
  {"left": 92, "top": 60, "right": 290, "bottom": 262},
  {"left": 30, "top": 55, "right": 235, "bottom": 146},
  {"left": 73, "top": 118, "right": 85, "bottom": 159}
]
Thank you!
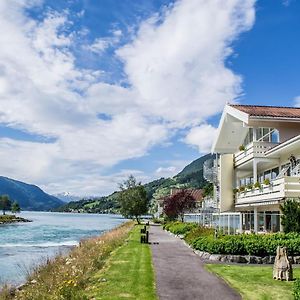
[
  {"left": 235, "top": 176, "right": 300, "bottom": 206},
  {"left": 234, "top": 141, "right": 278, "bottom": 167}
]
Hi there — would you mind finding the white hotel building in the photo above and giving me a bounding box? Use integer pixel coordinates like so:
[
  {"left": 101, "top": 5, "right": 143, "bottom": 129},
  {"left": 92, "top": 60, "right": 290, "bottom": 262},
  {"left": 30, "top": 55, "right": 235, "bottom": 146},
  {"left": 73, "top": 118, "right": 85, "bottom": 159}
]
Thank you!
[{"left": 208, "top": 104, "right": 300, "bottom": 233}]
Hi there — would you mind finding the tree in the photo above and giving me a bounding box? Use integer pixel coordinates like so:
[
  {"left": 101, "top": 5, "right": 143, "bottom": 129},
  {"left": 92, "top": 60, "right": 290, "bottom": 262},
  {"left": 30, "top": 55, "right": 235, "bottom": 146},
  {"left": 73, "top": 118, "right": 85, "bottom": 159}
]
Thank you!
[
  {"left": 280, "top": 199, "right": 300, "bottom": 233},
  {"left": 163, "top": 190, "right": 196, "bottom": 221},
  {"left": 118, "top": 175, "right": 149, "bottom": 223},
  {"left": 203, "top": 183, "right": 214, "bottom": 198},
  {"left": 11, "top": 201, "right": 21, "bottom": 214},
  {"left": 0, "top": 195, "right": 12, "bottom": 215}
]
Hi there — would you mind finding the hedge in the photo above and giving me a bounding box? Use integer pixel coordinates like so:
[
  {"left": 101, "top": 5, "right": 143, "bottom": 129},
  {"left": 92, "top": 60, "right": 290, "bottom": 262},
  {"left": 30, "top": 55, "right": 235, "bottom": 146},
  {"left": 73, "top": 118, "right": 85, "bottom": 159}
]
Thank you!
[
  {"left": 163, "top": 221, "right": 198, "bottom": 235},
  {"left": 164, "top": 222, "right": 300, "bottom": 256}
]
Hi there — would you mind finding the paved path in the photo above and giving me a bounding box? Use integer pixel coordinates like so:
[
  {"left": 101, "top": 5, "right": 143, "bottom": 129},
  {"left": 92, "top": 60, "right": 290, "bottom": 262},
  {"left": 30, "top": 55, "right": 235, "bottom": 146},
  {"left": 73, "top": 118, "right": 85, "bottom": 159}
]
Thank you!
[{"left": 150, "top": 225, "right": 241, "bottom": 300}]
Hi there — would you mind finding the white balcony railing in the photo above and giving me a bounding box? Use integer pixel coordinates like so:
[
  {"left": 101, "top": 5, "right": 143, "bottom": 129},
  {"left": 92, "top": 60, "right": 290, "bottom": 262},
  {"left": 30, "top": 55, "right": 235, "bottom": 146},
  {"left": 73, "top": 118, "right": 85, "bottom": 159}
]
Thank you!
[
  {"left": 235, "top": 176, "right": 300, "bottom": 205},
  {"left": 234, "top": 141, "right": 278, "bottom": 167}
]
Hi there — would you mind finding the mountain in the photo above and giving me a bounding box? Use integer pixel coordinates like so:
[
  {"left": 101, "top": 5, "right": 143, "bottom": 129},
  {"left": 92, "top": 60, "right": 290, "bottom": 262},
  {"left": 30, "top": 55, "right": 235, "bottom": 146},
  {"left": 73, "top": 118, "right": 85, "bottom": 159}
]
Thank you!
[
  {"left": 177, "top": 153, "right": 214, "bottom": 176},
  {"left": 54, "top": 192, "right": 83, "bottom": 203},
  {"left": 55, "top": 153, "right": 213, "bottom": 213},
  {"left": 0, "top": 176, "right": 63, "bottom": 211}
]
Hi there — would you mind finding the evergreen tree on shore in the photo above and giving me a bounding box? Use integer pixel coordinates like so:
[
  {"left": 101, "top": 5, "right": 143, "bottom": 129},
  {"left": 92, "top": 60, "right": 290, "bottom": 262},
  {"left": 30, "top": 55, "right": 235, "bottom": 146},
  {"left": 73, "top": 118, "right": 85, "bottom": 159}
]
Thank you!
[{"left": 0, "top": 195, "right": 12, "bottom": 215}]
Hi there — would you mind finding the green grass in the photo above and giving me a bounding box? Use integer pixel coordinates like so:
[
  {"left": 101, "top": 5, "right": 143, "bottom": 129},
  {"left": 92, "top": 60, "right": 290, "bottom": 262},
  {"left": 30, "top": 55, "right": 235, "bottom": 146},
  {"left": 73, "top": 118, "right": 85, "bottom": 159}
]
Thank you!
[
  {"left": 206, "top": 264, "right": 300, "bottom": 300},
  {"left": 85, "top": 225, "right": 157, "bottom": 300}
]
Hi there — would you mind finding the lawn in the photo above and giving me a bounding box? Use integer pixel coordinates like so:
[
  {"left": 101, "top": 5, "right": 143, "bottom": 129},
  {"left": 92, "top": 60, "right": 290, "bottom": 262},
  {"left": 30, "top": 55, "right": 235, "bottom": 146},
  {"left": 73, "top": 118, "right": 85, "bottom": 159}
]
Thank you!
[
  {"left": 85, "top": 225, "right": 157, "bottom": 300},
  {"left": 206, "top": 264, "right": 300, "bottom": 300}
]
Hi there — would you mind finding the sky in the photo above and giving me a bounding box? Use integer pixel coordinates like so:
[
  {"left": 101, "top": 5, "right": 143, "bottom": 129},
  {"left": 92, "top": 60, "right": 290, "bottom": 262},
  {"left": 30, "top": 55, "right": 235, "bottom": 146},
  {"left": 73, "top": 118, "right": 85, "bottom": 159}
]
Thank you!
[{"left": 0, "top": 0, "right": 299, "bottom": 196}]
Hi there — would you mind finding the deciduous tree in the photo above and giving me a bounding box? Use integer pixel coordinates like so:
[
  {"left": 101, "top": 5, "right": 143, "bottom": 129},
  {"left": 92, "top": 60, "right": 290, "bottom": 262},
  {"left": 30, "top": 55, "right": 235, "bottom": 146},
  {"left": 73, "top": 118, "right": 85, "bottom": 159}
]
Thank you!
[
  {"left": 163, "top": 190, "right": 196, "bottom": 221},
  {"left": 118, "top": 175, "right": 149, "bottom": 223},
  {"left": 11, "top": 201, "right": 21, "bottom": 214}
]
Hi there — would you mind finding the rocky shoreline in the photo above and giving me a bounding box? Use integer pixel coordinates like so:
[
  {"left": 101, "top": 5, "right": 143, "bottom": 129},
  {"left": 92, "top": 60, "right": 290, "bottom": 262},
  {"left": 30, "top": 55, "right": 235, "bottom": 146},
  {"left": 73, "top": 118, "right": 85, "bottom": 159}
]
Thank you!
[{"left": 0, "top": 215, "right": 31, "bottom": 225}]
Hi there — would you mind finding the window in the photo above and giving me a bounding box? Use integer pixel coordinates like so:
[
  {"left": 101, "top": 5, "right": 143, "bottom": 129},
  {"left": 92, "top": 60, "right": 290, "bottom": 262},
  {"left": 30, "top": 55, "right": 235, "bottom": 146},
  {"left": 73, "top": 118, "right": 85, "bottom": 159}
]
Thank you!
[
  {"left": 255, "top": 128, "right": 278, "bottom": 143},
  {"left": 243, "top": 128, "right": 253, "bottom": 146},
  {"left": 271, "top": 129, "right": 280, "bottom": 143},
  {"left": 271, "top": 167, "right": 279, "bottom": 179}
]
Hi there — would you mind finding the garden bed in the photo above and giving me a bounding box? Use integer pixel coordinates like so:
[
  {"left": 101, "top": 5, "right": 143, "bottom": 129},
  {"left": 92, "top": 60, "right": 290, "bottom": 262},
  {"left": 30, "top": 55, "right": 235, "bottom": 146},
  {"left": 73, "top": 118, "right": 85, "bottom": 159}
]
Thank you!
[{"left": 164, "top": 221, "right": 300, "bottom": 264}]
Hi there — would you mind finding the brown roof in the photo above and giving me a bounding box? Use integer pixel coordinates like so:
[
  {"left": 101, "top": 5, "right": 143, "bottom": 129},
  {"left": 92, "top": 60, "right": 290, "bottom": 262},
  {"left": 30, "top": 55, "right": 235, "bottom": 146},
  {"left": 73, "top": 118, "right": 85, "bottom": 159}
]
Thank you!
[{"left": 230, "top": 104, "right": 300, "bottom": 119}]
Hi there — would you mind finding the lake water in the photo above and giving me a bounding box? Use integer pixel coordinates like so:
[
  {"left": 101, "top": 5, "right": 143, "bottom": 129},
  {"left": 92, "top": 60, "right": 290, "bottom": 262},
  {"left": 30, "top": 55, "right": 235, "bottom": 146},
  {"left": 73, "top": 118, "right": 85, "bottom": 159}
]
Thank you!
[{"left": 0, "top": 211, "right": 125, "bottom": 286}]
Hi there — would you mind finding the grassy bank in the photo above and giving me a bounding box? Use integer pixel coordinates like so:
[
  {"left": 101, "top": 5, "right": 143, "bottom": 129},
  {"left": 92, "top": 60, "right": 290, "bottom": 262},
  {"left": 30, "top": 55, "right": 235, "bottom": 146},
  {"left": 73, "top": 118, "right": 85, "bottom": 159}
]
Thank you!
[
  {"left": 206, "top": 264, "right": 300, "bottom": 300},
  {"left": 86, "top": 224, "right": 157, "bottom": 300},
  {"left": 0, "top": 214, "right": 30, "bottom": 224},
  {"left": 0, "top": 222, "right": 156, "bottom": 300}
]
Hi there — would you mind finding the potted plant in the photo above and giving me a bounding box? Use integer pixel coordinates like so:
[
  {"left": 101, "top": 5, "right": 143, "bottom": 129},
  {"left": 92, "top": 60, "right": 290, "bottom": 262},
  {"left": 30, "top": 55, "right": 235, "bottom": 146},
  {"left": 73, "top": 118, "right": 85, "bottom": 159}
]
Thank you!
[
  {"left": 239, "top": 186, "right": 245, "bottom": 193},
  {"left": 239, "top": 145, "right": 245, "bottom": 151},
  {"left": 263, "top": 178, "right": 270, "bottom": 186},
  {"left": 254, "top": 181, "right": 261, "bottom": 189},
  {"left": 246, "top": 183, "right": 253, "bottom": 191},
  {"left": 233, "top": 188, "right": 239, "bottom": 194}
]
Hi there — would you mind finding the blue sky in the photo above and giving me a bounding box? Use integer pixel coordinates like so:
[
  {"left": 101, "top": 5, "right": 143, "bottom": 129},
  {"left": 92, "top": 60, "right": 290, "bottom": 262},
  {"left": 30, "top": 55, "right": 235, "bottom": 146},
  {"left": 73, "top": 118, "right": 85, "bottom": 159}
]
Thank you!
[{"left": 0, "top": 0, "right": 299, "bottom": 196}]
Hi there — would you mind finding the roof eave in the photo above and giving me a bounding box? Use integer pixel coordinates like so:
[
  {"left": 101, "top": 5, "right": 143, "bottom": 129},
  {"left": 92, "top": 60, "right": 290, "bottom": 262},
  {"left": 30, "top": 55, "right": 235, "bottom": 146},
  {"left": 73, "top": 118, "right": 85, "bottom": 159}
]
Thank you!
[{"left": 211, "top": 104, "right": 249, "bottom": 154}]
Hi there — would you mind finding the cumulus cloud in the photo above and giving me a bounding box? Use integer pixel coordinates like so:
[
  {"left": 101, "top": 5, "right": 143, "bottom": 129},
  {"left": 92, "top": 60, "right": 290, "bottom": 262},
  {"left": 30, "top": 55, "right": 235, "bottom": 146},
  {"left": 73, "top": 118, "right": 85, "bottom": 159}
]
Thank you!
[
  {"left": 0, "top": 0, "right": 255, "bottom": 195},
  {"left": 118, "top": 0, "right": 255, "bottom": 126},
  {"left": 294, "top": 95, "right": 300, "bottom": 106},
  {"left": 184, "top": 124, "right": 218, "bottom": 153}
]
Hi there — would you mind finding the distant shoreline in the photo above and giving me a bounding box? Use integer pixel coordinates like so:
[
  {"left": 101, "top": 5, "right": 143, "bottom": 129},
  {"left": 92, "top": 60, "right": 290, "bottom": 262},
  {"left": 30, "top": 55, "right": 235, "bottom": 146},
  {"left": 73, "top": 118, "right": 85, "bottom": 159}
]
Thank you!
[{"left": 0, "top": 214, "right": 31, "bottom": 225}]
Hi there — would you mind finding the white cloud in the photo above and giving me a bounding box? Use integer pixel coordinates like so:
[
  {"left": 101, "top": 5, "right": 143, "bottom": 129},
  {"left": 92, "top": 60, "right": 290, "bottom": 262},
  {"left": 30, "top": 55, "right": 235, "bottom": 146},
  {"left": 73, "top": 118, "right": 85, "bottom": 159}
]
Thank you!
[
  {"left": 294, "top": 95, "right": 300, "bottom": 106},
  {"left": 0, "top": 0, "right": 255, "bottom": 195},
  {"left": 184, "top": 124, "right": 218, "bottom": 153},
  {"left": 155, "top": 159, "right": 190, "bottom": 178},
  {"left": 117, "top": 0, "right": 255, "bottom": 127},
  {"left": 86, "top": 29, "right": 122, "bottom": 54}
]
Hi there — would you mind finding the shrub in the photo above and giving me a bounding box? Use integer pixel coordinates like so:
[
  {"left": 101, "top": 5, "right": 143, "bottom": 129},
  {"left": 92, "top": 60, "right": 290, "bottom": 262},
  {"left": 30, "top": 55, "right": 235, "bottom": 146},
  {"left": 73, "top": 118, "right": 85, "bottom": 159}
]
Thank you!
[
  {"left": 190, "top": 232, "right": 300, "bottom": 256},
  {"left": 184, "top": 226, "right": 214, "bottom": 244},
  {"left": 163, "top": 221, "right": 198, "bottom": 235},
  {"left": 164, "top": 221, "right": 300, "bottom": 256},
  {"left": 294, "top": 278, "right": 300, "bottom": 300},
  {"left": 281, "top": 199, "right": 300, "bottom": 233}
]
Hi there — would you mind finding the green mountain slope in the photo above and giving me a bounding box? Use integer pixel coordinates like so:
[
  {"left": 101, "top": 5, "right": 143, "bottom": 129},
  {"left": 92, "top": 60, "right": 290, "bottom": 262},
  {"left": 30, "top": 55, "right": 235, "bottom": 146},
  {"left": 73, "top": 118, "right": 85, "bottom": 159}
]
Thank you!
[
  {"left": 177, "top": 153, "right": 213, "bottom": 176},
  {"left": 55, "top": 153, "right": 213, "bottom": 213},
  {"left": 0, "top": 176, "right": 63, "bottom": 211}
]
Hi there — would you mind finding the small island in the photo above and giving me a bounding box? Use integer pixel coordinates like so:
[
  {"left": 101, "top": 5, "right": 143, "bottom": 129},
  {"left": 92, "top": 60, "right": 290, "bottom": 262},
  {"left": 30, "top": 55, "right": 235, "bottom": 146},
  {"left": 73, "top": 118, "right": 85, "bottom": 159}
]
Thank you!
[
  {"left": 0, "top": 214, "right": 31, "bottom": 224},
  {"left": 0, "top": 195, "right": 31, "bottom": 224}
]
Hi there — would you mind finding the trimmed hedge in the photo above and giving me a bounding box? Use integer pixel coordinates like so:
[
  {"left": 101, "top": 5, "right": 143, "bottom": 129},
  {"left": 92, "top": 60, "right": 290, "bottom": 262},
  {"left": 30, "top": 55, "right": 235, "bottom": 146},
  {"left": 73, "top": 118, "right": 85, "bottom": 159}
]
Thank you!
[
  {"left": 191, "top": 233, "right": 300, "bottom": 256},
  {"left": 164, "top": 222, "right": 300, "bottom": 256},
  {"left": 163, "top": 221, "right": 198, "bottom": 235}
]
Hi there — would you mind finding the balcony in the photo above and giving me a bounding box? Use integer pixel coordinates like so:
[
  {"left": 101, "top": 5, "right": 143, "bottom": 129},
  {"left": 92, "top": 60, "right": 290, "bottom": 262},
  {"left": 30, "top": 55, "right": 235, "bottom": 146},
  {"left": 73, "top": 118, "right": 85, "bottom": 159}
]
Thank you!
[
  {"left": 234, "top": 141, "right": 278, "bottom": 167},
  {"left": 235, "top": 176, "right": 300, "bottom": 206}
]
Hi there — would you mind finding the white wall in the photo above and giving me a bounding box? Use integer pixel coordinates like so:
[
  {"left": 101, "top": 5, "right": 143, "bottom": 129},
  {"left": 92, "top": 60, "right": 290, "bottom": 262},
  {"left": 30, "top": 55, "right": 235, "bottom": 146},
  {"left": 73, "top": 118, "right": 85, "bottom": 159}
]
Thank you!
[{"left": 219, "top": 154, "right": 234, "bottom": 212}]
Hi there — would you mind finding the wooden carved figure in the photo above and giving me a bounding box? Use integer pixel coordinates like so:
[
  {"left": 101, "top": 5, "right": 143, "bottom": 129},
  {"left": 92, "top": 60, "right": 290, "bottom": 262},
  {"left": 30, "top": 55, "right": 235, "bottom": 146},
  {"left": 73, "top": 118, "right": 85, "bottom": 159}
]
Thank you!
[{"left": 273, "top": 246, "right": 293, "bottom": 281}]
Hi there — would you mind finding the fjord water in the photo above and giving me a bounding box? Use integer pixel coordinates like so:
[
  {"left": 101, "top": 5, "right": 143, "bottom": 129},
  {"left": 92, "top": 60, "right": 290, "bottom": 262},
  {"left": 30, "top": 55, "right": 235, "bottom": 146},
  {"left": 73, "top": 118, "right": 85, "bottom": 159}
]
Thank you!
[{"left": 0, "top": 211, "right": 125, "bottom": 286}]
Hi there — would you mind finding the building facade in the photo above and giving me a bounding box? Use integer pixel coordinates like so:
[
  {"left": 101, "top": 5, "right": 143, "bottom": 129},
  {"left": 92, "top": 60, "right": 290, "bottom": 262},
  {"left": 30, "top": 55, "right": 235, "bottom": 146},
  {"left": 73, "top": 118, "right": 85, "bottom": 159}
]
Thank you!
[{"left": 211, "top": 104, "right": 300, "bottom": 233}]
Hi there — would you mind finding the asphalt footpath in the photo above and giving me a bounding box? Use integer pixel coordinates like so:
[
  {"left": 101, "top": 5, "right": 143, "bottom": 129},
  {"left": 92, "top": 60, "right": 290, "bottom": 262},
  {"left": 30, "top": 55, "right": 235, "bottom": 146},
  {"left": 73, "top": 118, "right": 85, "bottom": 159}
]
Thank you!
[{"left": 149, "top": 225, "right": 241, "bottom": 300}]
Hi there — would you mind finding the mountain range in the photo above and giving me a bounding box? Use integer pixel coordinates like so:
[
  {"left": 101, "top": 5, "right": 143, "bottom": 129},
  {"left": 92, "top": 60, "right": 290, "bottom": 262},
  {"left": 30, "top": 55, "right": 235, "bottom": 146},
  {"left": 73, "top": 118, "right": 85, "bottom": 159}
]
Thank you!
[
  {"left": 0, "top": 153, "right": 213, "bottom": 212},
  {"left": 55, "top": 153, "right": 213, "bottom": 213},
  {"left": 0, "top": 176, "right": 63, "bottom": 211}
]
